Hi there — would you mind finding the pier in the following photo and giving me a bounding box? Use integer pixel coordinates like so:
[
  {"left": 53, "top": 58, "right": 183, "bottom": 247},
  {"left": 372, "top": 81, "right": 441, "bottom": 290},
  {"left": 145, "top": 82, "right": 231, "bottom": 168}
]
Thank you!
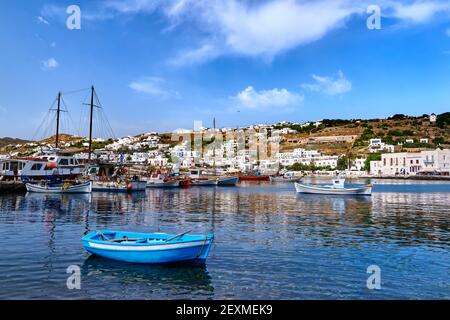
[{"left": 0, "top": 181, "right": 26, "bottom": 193}]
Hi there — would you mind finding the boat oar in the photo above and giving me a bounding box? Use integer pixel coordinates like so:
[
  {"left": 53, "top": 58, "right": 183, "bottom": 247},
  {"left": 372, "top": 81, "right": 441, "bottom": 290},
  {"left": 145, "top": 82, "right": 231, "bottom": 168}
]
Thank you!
[{"left": 165, "top": 230, "right": 192, "bottom": 242}]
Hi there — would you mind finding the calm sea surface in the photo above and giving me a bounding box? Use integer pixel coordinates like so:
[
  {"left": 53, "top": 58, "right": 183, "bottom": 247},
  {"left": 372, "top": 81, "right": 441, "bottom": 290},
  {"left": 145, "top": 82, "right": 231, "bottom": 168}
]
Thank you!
[{"left": 0, "top": 179, "right": 449, "bottom": 300}]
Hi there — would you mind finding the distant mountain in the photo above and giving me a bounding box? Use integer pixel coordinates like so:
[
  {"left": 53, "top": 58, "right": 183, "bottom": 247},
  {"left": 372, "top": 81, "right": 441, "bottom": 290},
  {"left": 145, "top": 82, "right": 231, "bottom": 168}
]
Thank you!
[{"left": 0, "top": 137, "right": 31, "bottom": 148}]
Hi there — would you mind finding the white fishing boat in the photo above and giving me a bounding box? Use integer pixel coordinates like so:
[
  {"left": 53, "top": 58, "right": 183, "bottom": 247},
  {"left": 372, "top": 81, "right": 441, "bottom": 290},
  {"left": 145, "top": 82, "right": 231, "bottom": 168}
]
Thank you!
[
  {"left": 146, "top": 178, "right": 180, "bottom": 188},
  {"left": 190, "top": 178, "right": 218, "bottom": 186},
  {"left": 26, "top": 180, "right": 92, "bottom": 194},
  {"left": 92, "top": 180, "right": 147, "bottom": 192},
  {"left": 188, "top": 169, "right": 218, "bottom": 186},
  {"left": 269, "top": 172, "right": 301, "bottom": 183},
  {"left": 294, "top": 178, "right": 372, "bottom": 196}
]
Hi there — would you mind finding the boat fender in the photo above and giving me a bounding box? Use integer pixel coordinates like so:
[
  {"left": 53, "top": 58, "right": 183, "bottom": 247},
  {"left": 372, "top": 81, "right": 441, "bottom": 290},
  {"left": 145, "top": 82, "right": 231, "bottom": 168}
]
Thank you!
[{"left": 127, "top": 183, "right": 133, "bottom": 190}]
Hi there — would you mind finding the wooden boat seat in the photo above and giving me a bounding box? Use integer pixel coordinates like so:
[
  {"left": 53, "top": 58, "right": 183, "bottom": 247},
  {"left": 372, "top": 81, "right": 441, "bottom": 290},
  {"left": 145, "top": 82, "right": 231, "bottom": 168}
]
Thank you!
[
  {"left": 106, "top": 237, "right": 166, "bottom": 243},
  {"left": 107, "top": 238, "right": 144, "bottom": 243}
]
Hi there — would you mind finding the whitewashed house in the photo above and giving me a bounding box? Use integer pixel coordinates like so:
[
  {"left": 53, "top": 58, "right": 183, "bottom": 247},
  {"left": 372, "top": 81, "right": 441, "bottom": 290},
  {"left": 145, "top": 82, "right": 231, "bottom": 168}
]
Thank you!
[
  {"left": 368, "top": 138, "right": 395, "bottom": 153},
  {"left": 370, "top": 149, "right": 450, "bottom": 176}
]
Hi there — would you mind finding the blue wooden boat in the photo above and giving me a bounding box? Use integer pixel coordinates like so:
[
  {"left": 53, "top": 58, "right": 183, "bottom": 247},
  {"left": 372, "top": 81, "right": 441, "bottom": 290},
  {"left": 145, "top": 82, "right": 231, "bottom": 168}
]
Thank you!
[{"left": 82, "top": 230, "right": 214, "bottom": 264}]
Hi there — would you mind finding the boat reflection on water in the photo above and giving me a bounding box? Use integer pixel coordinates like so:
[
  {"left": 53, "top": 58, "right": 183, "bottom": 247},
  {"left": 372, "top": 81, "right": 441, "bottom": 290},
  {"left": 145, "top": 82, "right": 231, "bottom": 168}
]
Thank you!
[
  {"left": 295, "top": 193, "right": 373, "bottom": 215},
  {"left": 82, "top": 255, "right": 214, "bottom": 298},
  {"left": 24, "top": 192, "right": 92, "bottom": 215}
]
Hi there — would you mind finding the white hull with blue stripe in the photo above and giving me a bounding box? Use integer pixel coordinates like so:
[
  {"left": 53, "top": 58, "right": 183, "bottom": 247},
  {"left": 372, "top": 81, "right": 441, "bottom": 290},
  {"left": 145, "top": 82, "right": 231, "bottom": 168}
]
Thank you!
[
  {"left": 26, "top": 181, "right": 92, "bottom": 193},
  {"left": 294, "top": 178, "right": 372, "bottom": 196}
]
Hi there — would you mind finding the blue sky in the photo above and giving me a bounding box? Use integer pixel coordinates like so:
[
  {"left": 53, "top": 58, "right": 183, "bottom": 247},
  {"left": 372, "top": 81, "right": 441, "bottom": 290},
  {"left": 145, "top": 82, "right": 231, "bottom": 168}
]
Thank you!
[{"left": 1, "top": 0, "right": 450, "bottom": 139}]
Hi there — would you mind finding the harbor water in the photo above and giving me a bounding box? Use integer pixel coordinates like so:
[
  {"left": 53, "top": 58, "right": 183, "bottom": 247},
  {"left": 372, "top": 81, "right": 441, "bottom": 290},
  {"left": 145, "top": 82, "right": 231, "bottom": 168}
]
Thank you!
[{"left": 0, "top": 180, "right": 449, "bottom": 299}]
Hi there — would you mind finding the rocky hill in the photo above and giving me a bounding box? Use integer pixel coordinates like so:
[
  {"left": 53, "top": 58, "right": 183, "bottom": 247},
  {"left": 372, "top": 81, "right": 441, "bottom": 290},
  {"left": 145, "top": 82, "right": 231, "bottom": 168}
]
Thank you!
[
  {"left": 0, "top": 137, "right": 31, "bottom": 148},
  {"left": 278, "top": 112, "right": 450, "bottom": 156}
]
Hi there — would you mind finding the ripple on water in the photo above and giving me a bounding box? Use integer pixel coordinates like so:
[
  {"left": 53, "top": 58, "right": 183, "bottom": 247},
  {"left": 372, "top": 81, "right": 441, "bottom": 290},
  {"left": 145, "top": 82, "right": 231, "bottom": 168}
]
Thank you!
[{"left": 0, "top": 183, "right": 449, "bottom": 299}]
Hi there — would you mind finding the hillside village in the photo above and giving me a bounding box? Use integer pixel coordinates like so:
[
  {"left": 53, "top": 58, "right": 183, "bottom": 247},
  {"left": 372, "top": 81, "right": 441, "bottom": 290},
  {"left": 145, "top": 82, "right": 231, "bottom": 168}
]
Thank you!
[{"left": 1, "top": 112, "right": 449, "bottom": 177}]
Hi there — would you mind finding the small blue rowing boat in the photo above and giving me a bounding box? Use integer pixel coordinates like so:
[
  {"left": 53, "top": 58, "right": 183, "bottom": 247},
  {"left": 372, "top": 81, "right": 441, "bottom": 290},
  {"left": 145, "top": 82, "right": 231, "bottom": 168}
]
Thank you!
[{"left": 82, "top": 230, "right": 214, "bottom": 264}]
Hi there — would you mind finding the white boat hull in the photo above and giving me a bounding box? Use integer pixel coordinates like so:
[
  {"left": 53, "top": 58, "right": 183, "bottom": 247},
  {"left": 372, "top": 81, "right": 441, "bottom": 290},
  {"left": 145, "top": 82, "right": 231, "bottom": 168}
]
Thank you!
[
  {"left": 270, "top": 176, "right": 301, "bottom": 183},
  {"left": 146, "top": 180, "right": 180, "bottom": 188},
  {"left": 26, "top": 181, "right": 92, "bottom": 194},
  {"left": 191, "top": 179, "right": 218, "bottom": 186},
  {"left": 92, "top": 181, "right": 147, "bottom": 192},
  {"left": 294, "top": 182, "right": 372, "bottom": 196}
]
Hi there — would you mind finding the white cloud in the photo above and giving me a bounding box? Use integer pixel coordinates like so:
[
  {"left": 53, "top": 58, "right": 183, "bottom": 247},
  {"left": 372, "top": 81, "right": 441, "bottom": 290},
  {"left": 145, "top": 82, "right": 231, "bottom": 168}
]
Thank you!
[
  {"left": 50, "top": 42, "right": 56, "bottom": 47},
  {"left": 301, "top": 70, "right": 352, "bottom": 95},
  {"left": 129, "top": 77, "right": 180, "bottom": 98},
  {"left": 169, "top": 44, "right": 219, "bottom": 66},
  {"left": 234, "top": 86, "right": 303, "bottom": 109},
  {"left": 41, "top": 58, "right": 59, "bottom": 70},
  {"left": 37, "top": 16, "right": 50, "bottom": 25},
  {"left": 105, "top": 0, "right": 161, "bottom": 14},
  {"left": 213, "top": 0, "right": 360, "bottom": 59},
  {"left": 388, "top": 1, "right": 450, "bottom": 23},
  {"left": 47, "top": 0, "right": 450, "bottom": 65}
]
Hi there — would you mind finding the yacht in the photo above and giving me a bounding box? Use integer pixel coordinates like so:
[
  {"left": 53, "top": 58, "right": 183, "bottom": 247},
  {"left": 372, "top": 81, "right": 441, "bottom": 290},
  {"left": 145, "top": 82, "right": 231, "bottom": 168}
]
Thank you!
[{"left": 0, "top": 154, "right": 85, "bottom": 181}]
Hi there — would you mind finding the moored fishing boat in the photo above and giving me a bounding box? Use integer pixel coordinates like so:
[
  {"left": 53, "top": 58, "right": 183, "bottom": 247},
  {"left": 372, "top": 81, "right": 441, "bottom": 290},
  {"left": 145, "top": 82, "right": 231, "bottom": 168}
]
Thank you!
[
  {"left": 146, "top": 173, "right": 180, "bottom": 188},
  {"left": 269, "top": 172, "right": 302, "bottom": 183},
  {"left": 26, "top": 180, "right": 92, "bottom": 194},
  {"left": 82, "top": 230, "right": 214, "bottom": 264},
  {"left": 189, "top": 169, "right": 218, "bottom": 186},
  {"left": 190, "top": 178, "right": 218, "bottom": 186},
  {"left": 147, "top": 179, "right": 180, "bottom": 188},
  {"left": 294, "top": 178, "right": 372, "bottom": 196},
  {"left": 217, "top": 176, "right": 239, "bottom": 186},
  {"left": 92, "top": 180, "right": 147, "bottom": 192},
  {"left": 239, "top": 173, "right": 270, "bottom": 181}
]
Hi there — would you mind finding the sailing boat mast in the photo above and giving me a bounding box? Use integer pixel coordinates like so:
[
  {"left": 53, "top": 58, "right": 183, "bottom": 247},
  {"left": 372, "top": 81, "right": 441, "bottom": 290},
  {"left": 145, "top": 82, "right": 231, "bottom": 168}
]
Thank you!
[
  {"left": 88, "top": 86, "right": 95, "bottom": 162},
  {"left": 55, "top": 92, "right": 61, "bottom": 149}
]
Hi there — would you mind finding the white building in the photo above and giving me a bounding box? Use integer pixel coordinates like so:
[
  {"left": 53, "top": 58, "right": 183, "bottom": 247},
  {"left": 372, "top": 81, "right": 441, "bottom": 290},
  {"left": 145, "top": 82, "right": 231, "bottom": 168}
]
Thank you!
[
  {"left": 368, "top": 138, "right": 395, "bottom": 153},
  {"left": 272, "top": 128, "right": 297, "bottom": 135},
  {"left": 350, "top": 157, "right": 367, "bottom": 171},
  {"left": 370, "top": 149, "right": 450, "bottom": 176},
  {"left": 430, "top": 113, "right": 437, "bottom": 123},
  {"left": 276, "top": 148, "right": 338, "bottom": 168}
]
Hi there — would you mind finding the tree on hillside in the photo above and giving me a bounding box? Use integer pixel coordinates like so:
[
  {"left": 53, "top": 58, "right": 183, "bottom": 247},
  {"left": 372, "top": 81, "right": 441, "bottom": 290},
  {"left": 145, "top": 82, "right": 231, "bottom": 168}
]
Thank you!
[
  {"left": 389, "top": 114, "right": 406, "bottom": 120},
  {"left": 337, "top": 156, "right": 348, "bottom": 170},
  {"left": 436, "top": 112, "right": 450, "bottom": 128}
]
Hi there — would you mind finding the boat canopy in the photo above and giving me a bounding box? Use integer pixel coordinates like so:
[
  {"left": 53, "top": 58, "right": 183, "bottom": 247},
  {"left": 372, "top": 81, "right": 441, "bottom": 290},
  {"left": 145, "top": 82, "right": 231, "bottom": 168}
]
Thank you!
[{"left": 332, "top": 179, "right": 345, "bottom": 189}]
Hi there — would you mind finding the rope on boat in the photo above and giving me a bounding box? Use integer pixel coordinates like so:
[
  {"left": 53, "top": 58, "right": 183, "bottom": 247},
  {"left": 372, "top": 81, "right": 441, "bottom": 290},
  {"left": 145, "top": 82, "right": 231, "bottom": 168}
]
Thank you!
[{"left": 196, "top": 237, "right": 209, "bottom": 259}]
